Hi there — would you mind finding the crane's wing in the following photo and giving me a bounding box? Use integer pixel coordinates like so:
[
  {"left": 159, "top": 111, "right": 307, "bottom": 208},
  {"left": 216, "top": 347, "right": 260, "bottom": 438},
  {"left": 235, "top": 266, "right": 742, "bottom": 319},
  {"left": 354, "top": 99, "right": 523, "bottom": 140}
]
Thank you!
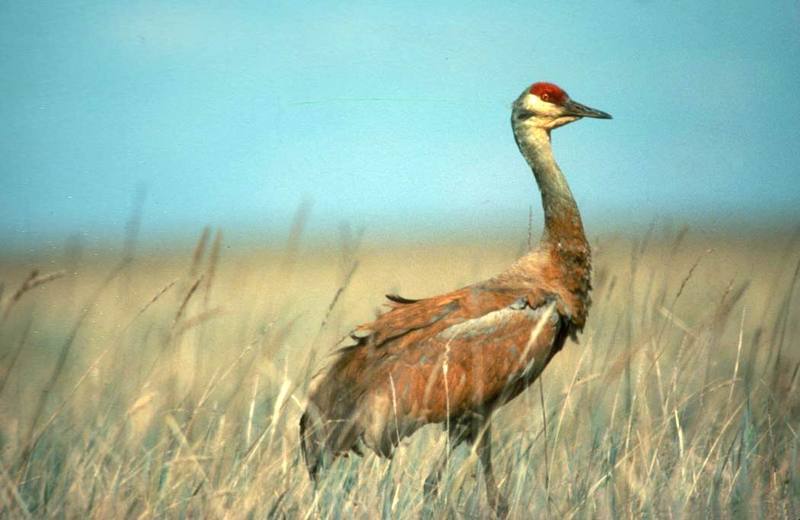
[
  {"left": 307, "top": 283, "right": 571, "bottom": 460},
  {"left": 348, "top": 283, "right": 564, "bottom": 350}
]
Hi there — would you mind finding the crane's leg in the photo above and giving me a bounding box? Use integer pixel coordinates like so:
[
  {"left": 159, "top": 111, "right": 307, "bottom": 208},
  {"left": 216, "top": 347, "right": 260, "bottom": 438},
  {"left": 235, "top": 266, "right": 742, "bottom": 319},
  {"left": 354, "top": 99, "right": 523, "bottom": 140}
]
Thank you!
[
  {"left": 422, "top": 455, "right": 445, "bottom": 500},
  {"left": 473, "top": 418, "right": 509, "bottom": 519},
  {"left": 423, "top": 423, "right": 470, "bottom": 500}
]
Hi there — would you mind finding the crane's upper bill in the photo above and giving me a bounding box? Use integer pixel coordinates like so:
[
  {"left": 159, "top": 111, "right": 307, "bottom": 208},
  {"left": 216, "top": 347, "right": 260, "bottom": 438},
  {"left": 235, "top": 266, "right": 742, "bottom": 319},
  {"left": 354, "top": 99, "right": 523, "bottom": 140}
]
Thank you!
[{"left": 562, "top": 99, "right": 612, "bottom": 119}]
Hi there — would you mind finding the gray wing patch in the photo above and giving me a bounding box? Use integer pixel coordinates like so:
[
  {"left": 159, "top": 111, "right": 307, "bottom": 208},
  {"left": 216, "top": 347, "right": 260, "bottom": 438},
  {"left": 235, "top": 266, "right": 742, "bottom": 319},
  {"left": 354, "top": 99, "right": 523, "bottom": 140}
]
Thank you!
[{"left": 436, "top": 299, "right": 556, "bottom": 341}]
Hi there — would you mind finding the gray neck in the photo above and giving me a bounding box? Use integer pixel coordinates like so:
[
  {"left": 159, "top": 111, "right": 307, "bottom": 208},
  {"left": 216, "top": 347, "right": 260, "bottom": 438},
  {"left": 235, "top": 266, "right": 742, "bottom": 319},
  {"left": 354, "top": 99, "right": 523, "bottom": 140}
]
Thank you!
[{"left": 511, "top": 121, "right": 585, "bottom": 245}]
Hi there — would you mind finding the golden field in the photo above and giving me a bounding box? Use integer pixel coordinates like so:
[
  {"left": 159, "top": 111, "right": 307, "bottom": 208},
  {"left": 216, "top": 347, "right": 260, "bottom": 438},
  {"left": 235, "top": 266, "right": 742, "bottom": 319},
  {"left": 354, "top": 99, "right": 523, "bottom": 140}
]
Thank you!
[{"left": 0, "top": 226, "right": 798, "bottom": 518}]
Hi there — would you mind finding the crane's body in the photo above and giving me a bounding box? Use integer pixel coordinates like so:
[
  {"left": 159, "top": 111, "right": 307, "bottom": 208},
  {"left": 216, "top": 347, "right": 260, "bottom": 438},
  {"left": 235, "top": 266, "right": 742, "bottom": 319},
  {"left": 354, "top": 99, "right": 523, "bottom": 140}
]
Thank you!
[{"left": 300, "top": 82, "right": 611, "bottom": 516}]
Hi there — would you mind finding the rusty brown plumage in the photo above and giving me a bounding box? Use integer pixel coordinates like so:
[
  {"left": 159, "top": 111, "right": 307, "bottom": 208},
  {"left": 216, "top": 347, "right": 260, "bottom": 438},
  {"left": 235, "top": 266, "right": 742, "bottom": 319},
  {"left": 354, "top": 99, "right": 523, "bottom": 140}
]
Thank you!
[{"left": 300, "top": 82, "right": 611, "bottom": 516}]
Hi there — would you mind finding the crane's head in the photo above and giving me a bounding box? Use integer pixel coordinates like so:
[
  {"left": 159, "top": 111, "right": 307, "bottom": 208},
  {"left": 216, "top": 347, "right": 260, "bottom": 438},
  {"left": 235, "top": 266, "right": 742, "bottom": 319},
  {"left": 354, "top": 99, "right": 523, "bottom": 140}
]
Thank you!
[{"left": 512, "top": 82, "right": 611, "bottom": 131}]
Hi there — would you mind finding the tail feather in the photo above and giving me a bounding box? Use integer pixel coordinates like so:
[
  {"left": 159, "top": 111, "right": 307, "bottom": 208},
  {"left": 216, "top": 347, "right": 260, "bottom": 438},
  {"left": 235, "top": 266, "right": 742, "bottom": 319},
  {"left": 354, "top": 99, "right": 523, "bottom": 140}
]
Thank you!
[
  {"left": 300, "top": 346, "right": 368, "bottom": 482},
  {"left": 299, "top": 409, "right": 321, "bottom": 482}
]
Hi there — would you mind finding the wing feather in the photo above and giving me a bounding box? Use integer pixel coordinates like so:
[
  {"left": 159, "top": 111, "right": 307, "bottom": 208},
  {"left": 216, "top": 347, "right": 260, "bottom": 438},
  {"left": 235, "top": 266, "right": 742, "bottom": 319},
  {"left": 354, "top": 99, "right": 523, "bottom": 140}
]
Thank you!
[
  {"left": 385, "top": 294, "right": 420, "bottom": 304},
  {"left": 351, "top": 283, "right": 562, "bottom": 350}
]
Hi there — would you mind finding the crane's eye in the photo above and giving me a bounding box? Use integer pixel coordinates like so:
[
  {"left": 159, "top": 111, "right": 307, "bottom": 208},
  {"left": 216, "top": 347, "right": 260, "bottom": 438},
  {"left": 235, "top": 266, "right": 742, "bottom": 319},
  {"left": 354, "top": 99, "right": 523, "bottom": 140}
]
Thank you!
[{"left": 540, "top": 93, "right": 551, "bottom": 102}]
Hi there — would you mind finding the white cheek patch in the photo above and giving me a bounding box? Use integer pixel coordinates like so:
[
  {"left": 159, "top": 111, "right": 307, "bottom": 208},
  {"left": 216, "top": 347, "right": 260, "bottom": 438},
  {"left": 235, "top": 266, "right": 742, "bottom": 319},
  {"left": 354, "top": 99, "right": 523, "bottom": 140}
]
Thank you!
[{"left": 523, "top": 95, "right": 563, "bottom": 117}]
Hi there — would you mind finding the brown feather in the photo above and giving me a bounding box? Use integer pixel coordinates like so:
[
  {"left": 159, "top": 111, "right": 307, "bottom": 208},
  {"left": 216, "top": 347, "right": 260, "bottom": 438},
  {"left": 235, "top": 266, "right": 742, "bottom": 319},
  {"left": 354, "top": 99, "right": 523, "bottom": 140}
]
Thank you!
[{"left": 385, "top": 293, "right": 420, "bottom": 305}]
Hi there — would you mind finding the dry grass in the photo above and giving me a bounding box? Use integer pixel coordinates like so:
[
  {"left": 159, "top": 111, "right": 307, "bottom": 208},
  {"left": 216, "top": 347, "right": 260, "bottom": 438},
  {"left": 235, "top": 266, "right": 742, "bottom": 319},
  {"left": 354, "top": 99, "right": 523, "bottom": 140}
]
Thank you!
[{"left": 0, "top": 226, "right": 798, "bottom": 518}]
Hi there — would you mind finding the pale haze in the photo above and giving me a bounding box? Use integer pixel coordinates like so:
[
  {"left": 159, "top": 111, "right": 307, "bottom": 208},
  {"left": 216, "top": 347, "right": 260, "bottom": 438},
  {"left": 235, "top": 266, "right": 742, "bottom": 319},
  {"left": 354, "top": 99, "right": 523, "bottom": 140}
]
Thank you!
[{"left": 2, "top": 1, "right": 799, "bottom": 248}]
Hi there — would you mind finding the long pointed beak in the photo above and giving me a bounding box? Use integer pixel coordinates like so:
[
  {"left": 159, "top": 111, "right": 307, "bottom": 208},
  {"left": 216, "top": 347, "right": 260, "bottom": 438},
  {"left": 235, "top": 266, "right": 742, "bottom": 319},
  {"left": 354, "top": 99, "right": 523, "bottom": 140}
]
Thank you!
[{"left": 564, "top": 99, "right": 612, "bottom": 119}]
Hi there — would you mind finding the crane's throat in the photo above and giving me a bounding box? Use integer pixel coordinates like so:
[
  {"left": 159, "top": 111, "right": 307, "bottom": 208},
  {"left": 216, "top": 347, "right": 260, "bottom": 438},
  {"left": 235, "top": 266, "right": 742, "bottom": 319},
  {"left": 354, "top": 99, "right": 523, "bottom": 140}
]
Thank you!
[{"left": 512, "top": 125, "right": 587, "bottom": 247}]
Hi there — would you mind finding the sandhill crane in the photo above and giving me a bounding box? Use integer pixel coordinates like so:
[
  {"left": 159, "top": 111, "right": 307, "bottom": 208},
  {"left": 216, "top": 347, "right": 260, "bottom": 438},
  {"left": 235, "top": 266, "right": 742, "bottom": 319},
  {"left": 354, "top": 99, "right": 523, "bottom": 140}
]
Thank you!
[{"left": 300, "top": 82, "right": 611, "bottom": 516}]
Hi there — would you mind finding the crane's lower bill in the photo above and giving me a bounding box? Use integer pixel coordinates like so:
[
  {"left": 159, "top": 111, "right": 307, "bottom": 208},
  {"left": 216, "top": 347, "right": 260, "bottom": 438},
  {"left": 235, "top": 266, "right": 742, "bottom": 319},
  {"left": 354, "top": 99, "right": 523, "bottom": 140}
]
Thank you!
[{"left": 564, "top": 99, "right": 612, "bottom": 119}]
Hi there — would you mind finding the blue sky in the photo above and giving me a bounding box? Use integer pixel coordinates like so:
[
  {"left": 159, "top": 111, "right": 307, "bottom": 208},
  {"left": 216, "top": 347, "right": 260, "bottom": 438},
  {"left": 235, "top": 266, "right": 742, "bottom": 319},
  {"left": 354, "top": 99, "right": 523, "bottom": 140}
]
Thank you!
[{"left": 2, "top": 1, "right": 799, "bottom": 248}]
